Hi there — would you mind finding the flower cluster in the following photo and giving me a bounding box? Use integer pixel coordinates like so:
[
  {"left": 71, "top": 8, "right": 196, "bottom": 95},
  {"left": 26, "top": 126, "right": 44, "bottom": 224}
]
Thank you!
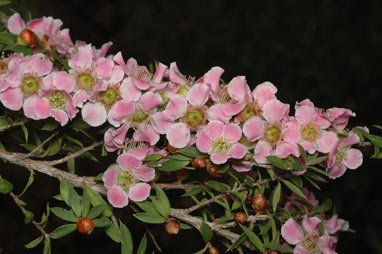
[{"left": 0, "top": 13, "right": 364, "bottom": 208}]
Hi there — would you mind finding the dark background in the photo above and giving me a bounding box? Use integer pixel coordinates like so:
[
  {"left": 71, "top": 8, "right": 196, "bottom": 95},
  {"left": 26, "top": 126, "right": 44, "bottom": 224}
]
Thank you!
[{"left": 1, "top": 0, "right": 382, "bottom": 253}]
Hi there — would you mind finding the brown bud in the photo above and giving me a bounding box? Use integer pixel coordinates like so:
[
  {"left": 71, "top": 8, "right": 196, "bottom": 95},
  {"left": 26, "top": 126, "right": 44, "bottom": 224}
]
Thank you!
[
  {"left": 209, "top": 246, "right": 220, "bottom": 254},
  {"left": 267, "top": 250, "right": 278, "bottom": 254},
  {"left": 207, "top": 162, "right": 222, "bottom": 178},
  {"left": 164, "top": 218, "right": 180, "bottom": 235},
  {"left": 167, "top": 143, "right": 178, "bottom": 154},
  {"left": 77, "top": 217, "right": 94, "bottom": 235},
  {"left": 234, "top": 211, "right": 247, "bottom": 224},
  {"left": 19, "top": 29, "right": 37, "bottom": 46},
  {"left": 192, "top": 157, "right": 207, "bottom": 169},
  {"left": 251, "top": 194, "right": 267, "bottom": 213}
]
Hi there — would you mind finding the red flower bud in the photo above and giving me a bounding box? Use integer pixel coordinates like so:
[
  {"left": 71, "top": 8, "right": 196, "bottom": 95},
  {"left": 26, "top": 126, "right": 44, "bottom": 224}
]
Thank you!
[
  {"left": 234, "top": 211, "right": 247, "bottom": 224},
  {"left": 77, "top": 217, "right": 94, "bottom": 235},
  {"left": 19, "top": 29, "right": 37, "bottom": 46},
  {"left": 209, "top": 246, "right": 220, "bottom": 254},
  {"left": 251, "top": 194, "right": 267, "bottom": 213},
  {"left": 164, "top": 218, "right": 180, "bottom": 235},
  {"left": 267, "top": 250, "right": 278, "bottom": 254},
  {"left": 192, "top": 157, "right": 207, "bottom": 169},
  {"left": 207, "top": 162, "right": 222, "bottom": 177}
]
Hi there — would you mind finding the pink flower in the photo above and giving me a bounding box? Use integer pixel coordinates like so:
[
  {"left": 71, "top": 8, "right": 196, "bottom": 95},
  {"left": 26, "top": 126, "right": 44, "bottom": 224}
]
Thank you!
[
  {"left": 0, "top": 54, "right": 52, "bottom": 112},
  {"left": 196, "top": 120, "right": 247, "bottom": 164},
  {"left": 104, "top": 124, "right": 130, "bottom": 152},
  {"left": 284, "top": 187, "right": 319, "bottom": 213},
  {"left": 103, "top": 151, "right": 155, "bottom": 208},
  {"left": 281, "top": 216, "right": 337, "bottom": 254},
  {"left": 325, "top": 130, "right": 363, "bottom": 179},
  {"left": 322, "top": 107, "right": 355, "bottom": 131},
  {"left": 324, "top": 215, "right": 349, "bottom": 235}
]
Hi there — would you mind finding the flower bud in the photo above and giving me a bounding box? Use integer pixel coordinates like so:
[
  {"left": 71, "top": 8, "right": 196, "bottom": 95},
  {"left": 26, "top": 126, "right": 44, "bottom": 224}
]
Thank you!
[
  {"left": 251, "top": 194, "right": 267, "bottom": 213},
  {"left": 234, "top": 211, "right": 247, "bottom": 224},
  {"left": 267, "top": 250, "right": 278, "bottom": 254},
  {"left": 207, "top": 162, "right": 222, "bottom": 177},
  {"left": 209, "top": 246, "right": 220, "bottom": 254},
  {"left": 192, "top": 157, "right": 207, "bottom": 169},
  {"left": 19, "top": 29, "right": 37, "bottom": 46},
  {"left": 77, "top": 217, "right": 94, "bottom": 235},
  {"left": 164, "top": 218, "right": 180, "bottom": 235}
]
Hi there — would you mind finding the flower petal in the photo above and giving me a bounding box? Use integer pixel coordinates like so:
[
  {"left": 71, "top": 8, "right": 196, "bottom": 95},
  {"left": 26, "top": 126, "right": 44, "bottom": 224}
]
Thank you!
[
  {"left": 316, "top": 131, "right": 339, "bottom": 154},
  {"left": 139, "top": 91, "right": 162, "bottom": 112},
  {"left": 68, "top": 45, "right": 93, "bottom": 70},
  {"left": 169, "top": 62, "right": 187, "bottom": 84},
  {"left": 206, "top": 120, "right": 224, "bottom": 140},
  {"left": 187, "top": 83, "right": 209, "bottom": 106},
  {"left": 343, "top": 148, "right": 363, "bottom": 169},
  {"left": 164, "top": 93, "right": 187, "bottom": 119},
  {"left": 243, "top": 116, "right": 264, "bottom": 142},
  {"left": 82, "top": 102, "right": 107, "bottom": 127},
  {"left": 252, "top": 81, "right": 277, "bottom": 107},
  {"left": 23, "top": 96, "right": 50, "bottom": 120},
  {"left": 133, "top": 165, "right": 155, "bottom": 182},
  {"left": 166, "top": 123, "right": 190, "bottom": 149},
  {"left": 196, "top": 130, "right": 212, "bottom": 153},
  {"left": 210, "top": 153, "right": 229, "bottom": 164},
  {"left": 112, "top": 99, "right": 135, "bottom": 121},
  {"left": 28, "top": 54, "right": 53, "bottom": 76},
  {"left": 227, "top": 76, "right": 249, "bottom": 102},
  {"left": 262, "top": 99, "right": 289, "bottom": 123},
  {"left": 228, "top": 143, "right": 247, "bottom": 159},
  {"left": 120, "top": 77, "right": 141, "bottom": 101},
  {"left": 117, "top": 153, "right": 142, "bottom": 170},
  {"left": 51, "top": 109, "right": 69, "bottom": 126},
  {"left": 107, "top": 186, "right": 129, "bottom": 208},
  {"left": 223, "top": 123, "right": 242, "bottom": 143},
  {"left": 281, "top": 218, "right": 304, "bottom": 245},
  {"left": 152, "top": 62, "right": 167, "bottom": 83},
  {"left": 327, "top": 162, "right": 347, "bottom": 179},
  {"left": 0, "top": 87, "right": 23, "bottom": 110},
  {"left": 302, "top": 216, "right": 321, "bottom": 232},
  {"left": 102, "top": 166, "right": 118, "bottom": 189},
  {"left": 128, "top": 183, "right": 151, "bottom": 202},
  {"left": 254, "top": 141, "right": 272, "bottom": 164},
  {"left": 7, "top": 13, "right": 25, "bottom": 34},
  {"left": 133, "top": 126, "right": 160, "bottom": 146}
]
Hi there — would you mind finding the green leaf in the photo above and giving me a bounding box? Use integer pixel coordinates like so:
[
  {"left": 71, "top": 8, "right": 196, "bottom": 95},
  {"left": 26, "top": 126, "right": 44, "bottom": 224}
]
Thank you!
[
  {"left": 120, "top": 221, "right": 133, "bottom": 254},
  {"left": 133, "top": 213, "right": 166, "bottom": 224},
  {"left": 137, "top": 234, "right": 147, "bottom": 254},
  {"left": 67, "top": 158, "right": 75, "bottom": 174},
  {"left": 41, "top": 121, "right": 60, "bottom": 131},
  {"left": 93, "top": 217, "right": 111, "bottom": 228},
  {"left": 272, "top": 182, "right": 281, "bottom": 213},
  {"left": 60, "top": 179, "right": 73, "bottom": 206},
  {"left": 22, "top": 125, "right": 28, "bottom": 143},
  {"left": 291, "top": 161, "right": 305, "bottom": 171},
  {"left": 168, "top": 154, "right": 192, "bottom": 161},
  {"left": 160, "top": 159, "right": 190, "bottom": 171},
  {"left": 135, "top": 201, "right": 160, "bottom": 216},
  {"left": 178, "top": 146, "right": 208, "bottom": 157},
  {"left": 84, "top": 186, "right": 112, "bottom": 217},
  {"left": 371, "top": 146, "right": 382, "bottom": 159},
  {"left": 182, "top": 188, "right": 203, "bottom": 197},
  {"left": 304, "top": 176, "right": 321, "bottom": 190},
  {"left": 39, "top": 203, "right": 50, "bottom": 228},
  {"left": 25, "top": 235, "right": 43, "bottom": 249},
  {"left": 0, "top": 178, "right": 13, "bottom": 194},
  {"left": 266, "top": 156, "right": 288, "bottom": 170},
  {"left": 69, "top": 188, "right": 82, "bottom": 217},
  {"left": 180, "top": 223, "right": 193, "bottom": 229},
  {"left": 14, "top": 46, "right": 34, "bottom": 56},
  {"left": 19, "top": 169, "right": 34, "bottom": 197},
  {"left": 43, "top": 238, "right": 51, "bottom": 254},
  {"left": 217, "top": 164, "right": 230, "bottom": 173},
  {"left": 81, "top": 190, "right": 91, "bottom": 218},
  {"left": 309, "top": 155, "right": 328, "bottom": 165},
  {"left": 64, "top": 135, "right": 83, "bottom": 147},
  {"left": 281, "top": 179, "right": 307, "bottom": 199},
  {"left": 318, "top": 198, "right": 332, "bottom": 213},
  {"left": 264, "top": 242, "right": 293, "bottom": 253},
  {"left": 151, "top": 197, "right": 168, "bottom": 218},
  {"left": 48, "top": 137, "right": 62, "bottom": 156},
  {"left": 205, "top": 180, "right": 230, "bottom": 192},
  {"left": 50, "top": 224, "right": 77, "bottom": 239},
  {"left": 155, "top": 184, "right": 170, "bottom": 218},
  {"left": 104, "top": 223, "right": 121, "bottom": 243},
  {"left": 143, "top": 153, "right": 163, "bottom": 161},
  {"left": 0, "top": 31, "right": 14, "bottom": 45},
  {"left": 239, "top": 224, "right": 265, "bottom": 252},
  {"left": 88, "top": 205, "right": 105, "bottom": 219},
  {"left": 19, "top": 143, "right": 36, "bottom": 152},
  {"left": 318, "top": 221, "right": 325, "bottom": 235},
  {"left": 23, "top": 210, "right": 34, "bottom": 224},
  {"left": 200, "top": 221, "right": 213, "bottom": 242},
  {"left": 297, "top": 144, "right": 308, "bottom": 162},
  {"left": 50, "top": 207, "right": 78, "bottom": 222}
]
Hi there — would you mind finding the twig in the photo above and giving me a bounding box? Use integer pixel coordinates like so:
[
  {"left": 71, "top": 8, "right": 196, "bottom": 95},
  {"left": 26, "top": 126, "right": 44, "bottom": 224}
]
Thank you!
[
  {"left": 214, "top": 214, "right": 269, "bottom": 229},
  {"left": 19, "top": 131, "right": 59, "bottom": 159},
  {"left": 131, "top": 205, "right": 163, "bottom": 253},
  {"left": 155, "top": 181, "right": 201, "bottom": 192},
  {"left": 0, "top": 119, "right": 30, "bottom": 132},
  {"left": 47, "top": 141, "right": 104, "bottom": 166}
]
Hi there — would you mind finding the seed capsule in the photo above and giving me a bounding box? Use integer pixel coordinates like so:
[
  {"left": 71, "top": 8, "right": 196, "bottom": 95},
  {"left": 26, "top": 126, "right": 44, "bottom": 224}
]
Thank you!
[
  {"left": 209, "top": 246, "right": 220, "bottom": 254},
  {"left": 19, "top": 29, "right": 37, "bottom": 46},
  {"left": 77, "top": 217, "right": 94, "bottom": 235},
  {"left": 164, "top": 218, "right": 180, "bottom": 235},
  {"left": 234, "top": 211, "right": 248, "bottom": 224},
  {"left": 251, "top": 194, "right": 267, "bottom": 213},
  {"left": 207, "top": 163, "right": 222, "bottom": 177},
  {"left": 192, "top": 157, "right": 207, "bottom": 169}
]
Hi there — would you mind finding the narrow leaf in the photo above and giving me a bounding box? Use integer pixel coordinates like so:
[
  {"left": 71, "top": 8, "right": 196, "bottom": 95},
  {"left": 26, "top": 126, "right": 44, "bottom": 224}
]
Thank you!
[
  {"left": 50, "top": 207, "right": 78, "bottom": 222},
  {"left": 133, "top": 213, "right": 166, "bottom": 224},
  {"left": 88, "top": 205, "right": 105, "bottom": 219},
  {"left": 19, "top": 169, "right": 34, "bottom": 197},
  {"left": 81, "top": 190, "right": 91, "bottom": 218},
  {"left": 69, "top": 188, "right": 82, "bottom": 217},
  {"left": 205, "top": 180, "right": 230, "bottom": 192},
  {"left": 60, "top": 179, "right": 73, "bottom": 206},
  {"left": 281, "top": 179, "right": 306, "bottom": 199},
  {"left": 120, "top": 221, "right": 133, "bottom": 253},
  {"left": 160, "top": 159, "right": 190, "bottom": 172},
  {"left": 272, "top": 182, "right": 281, "bottom": 213},
  {"left": 104, "top": 223, "right": 121, "bottom": 243},
  {"left": 239, "top": 224, "right": 265, "bottom": 252},
  {"left": 50, "top": 224, "right": 77, "bottom": 239},
  {"left": 178, "top": 146, "right": 208, "bottom": 157},
  {"left": 155, "top": 184, "right": 170, "bottom": 218},
  {"left": 25, "top": 235, "right": 43, "bottom": 249},
  {"left": 93, "top": 217, "right": 111, "bottom": 228},
  {"left": 0, "top": 178, "right": 13, "bottom": 194},
  {"left": 266, "top": 156, "right": 288, "bottom": 170},
  {"left": 137, "top": 233, "right": 147, "bottom": 254},
  {"left": 200, "top": 221, "right": 213, "bottom": 243}
]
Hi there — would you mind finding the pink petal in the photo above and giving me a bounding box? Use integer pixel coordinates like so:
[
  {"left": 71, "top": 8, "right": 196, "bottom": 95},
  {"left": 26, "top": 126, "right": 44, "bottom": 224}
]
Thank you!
[
  {"left": 281, "top": 218, "right": 304, "bottom": 245},
  {"left": 109, "top": 65, "right": 125, "bottom": 84},
  {"left": 99, "top": 41, "right": 113, "bottom": 57},
  {"left": 166, "top": 123, "right": 190, "bottom": 149},
  {"left": 295, "top": 105, "right": 316, "bottom": 125},
  {"left": 232, "top": 163, "right": 252, "bottom": 172},
  {"left": 228, "top": 143, "right": 247, "bottom": 159},
  {"left": 300, "top": 140, "right": 316, "bottom": 154},
  {"left": 44, "top": 71, "right": 75, "bottom": 93},
  {"left": 227, "top": 76, "right": 249, "bottom": 102},
  {"left": 95, "top": 57, "right": 114, "bottom": 79},
  {"left": 104, "top": 123, "right": 130, "bottom": 152},
  {"left": 112, "top": 100, "right": 135, "bottom": 121},
  {"left": 302, "top": 216, "right": 321, "bottom": 232},
  {"left": 29, "top": 54, "right": 53, "bottom": 76},
  {"left": 252, "top": 81, "right": 277, "bottom": 107},
  {"left": 132, "top": 165, "right": 155, "bottom": 182},
  {"left": 7, "top": 13, "right": 25, "bottom": 34},
  {"left": 341, "top": 131, "right": 361, "bottom": 147},
  {"left": 207, "top": 105, "right": 231, "bottom": 123},
  {"left": 120, "top": 77, "right": 141, "bottom": 101},
  {"left": 187, "top": 83, "right": 209, "bottom": 106},
  {"left": 68, "top": 45, "right": 93, "bottom": 70},
  {"left": 262, "top": 99, "right": 289, "bottom": 123},
  {"left": 138, "top": 91, "right": 162, "bottom": 112},
  {"left": 128, "top": 183, "right": 151, "bottom": 202},
  {"left": 275, "top": 143, "right": 300, "bottom": 158},
  {"left": 204, "top": 66, "right": 224, "bottom": 87},
  {"left": 0, "top": 87, "right": 23, "bottom": 110},
  {"left": 23, "top": 96, "right": 50, "bottom": 120},
  {"left": 133, "top": 126, "right": 160, "bottom": 146},
  {"left": 82, "top": 102, "right": 107, "bottom": 127},
  {"left": 196, "top": 130, "right": 212, "bottom": 153},
  {"left": 324, "top": 215, "right": 349, "bottom": 234},
  {"left": 316, "top": 131, "right": 339, "bottom": 154},
  {"left": 223, "top": 123, "right": 242, "bottom": 143},
  {"left": 282, "top": 120, "right": 300, "bottom": 144},
  {"left": 254, "top": 141, "right": 272, "bottom": 164},
  {"left": 221, "top": 101, "right": 246, "bottom": 117},
  {"left": 164, "top": 94, "right": 187, "bottom": 119},
  {"left": 206, "top": 120, "right": 225, "bottom": 140},
  {"left": 293, "top": 245, "right": 310, "bottom": 254},
  {"left": 243, "top": 116, "right": 264, "bottom": 142},
  {"left": 72, "top": 89, "right": 89, "bottom": 108},
  {"left": 117, "top": 153, "right": 142, "bottom": 170},
  {"left": 132, "top": 78, "right": 150, "bottom": 90},
  {"left": 169, "top": 62, "right": 187, "bottom": 84},
  {"left": 327, "top": 162, "right": 347, "bottom": 179},
  {"left": 343, "top": 148, "right": 362, "bottom": 169},
  {"left": 152, "top": 63, "right": 167, "bottom": 83},
  {"left": 107, "top": 186, "right": 129, "bottom": 208},
  {"left": 50, "top": 109, "right": 69, "bottom": 126},
  {"left": 102, "top": 166, "right": 118, "bottom": 189},
  {"left": 210, "top": 153, "right": 230, "bottom": 164},
  {"left": 151, "top": 111, "right": 174, "bottom": 134}
]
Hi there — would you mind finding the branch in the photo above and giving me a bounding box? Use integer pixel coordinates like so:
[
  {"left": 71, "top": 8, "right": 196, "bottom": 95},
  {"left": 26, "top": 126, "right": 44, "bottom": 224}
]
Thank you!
[
  {"left": 47, "top": 141, "right": 104, "bottom": 166},
  {"left": 19, "top": 131, "right": 59, "bottom": 159},
  {"left": 0, "top": 119, "right": 30, "bottom": 132},
  {"left": 155, "top": 181, "right": 201, "bottom": 192}
]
